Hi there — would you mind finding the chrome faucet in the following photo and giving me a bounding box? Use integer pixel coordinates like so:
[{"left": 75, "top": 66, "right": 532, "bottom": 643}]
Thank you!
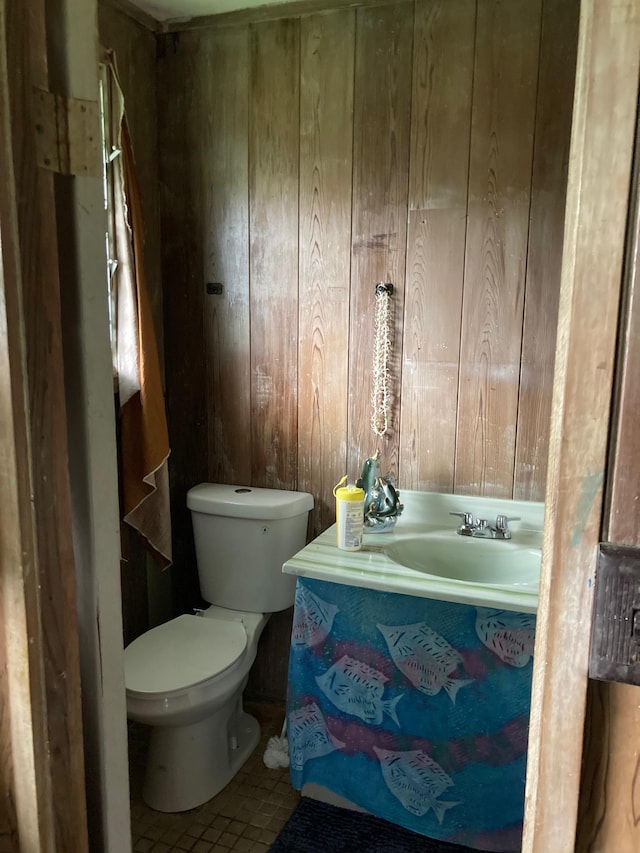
[{"left": 450, "top": 512, "right": 520, "bottom": 540}]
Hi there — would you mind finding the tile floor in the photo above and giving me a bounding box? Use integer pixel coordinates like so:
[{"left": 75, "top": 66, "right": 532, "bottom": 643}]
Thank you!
[{"left": 129, "top": 701, "right": 299, "bottom": 852}]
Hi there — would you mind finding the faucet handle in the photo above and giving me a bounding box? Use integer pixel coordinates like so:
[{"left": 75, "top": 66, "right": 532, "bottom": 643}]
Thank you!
[
  {"left": 450, "top": 511, "right": 476, "bottom": 534},
  {"left": 495, "top": 515, "right": 520, "bottom": 539},
  {"left": 495, "top": 514, "right": 520, "bottom": 527},
  {"left": 450, "top": 511, "right": 474, "bottom": 525}
]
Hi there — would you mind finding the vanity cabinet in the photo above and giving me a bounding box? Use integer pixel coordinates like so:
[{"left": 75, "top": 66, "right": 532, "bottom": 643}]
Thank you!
[{"left": 286, "top": 577, "right": 535, "bottom": 853}]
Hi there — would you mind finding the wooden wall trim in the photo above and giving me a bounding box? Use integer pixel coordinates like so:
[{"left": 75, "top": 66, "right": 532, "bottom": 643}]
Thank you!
[
  {"left": 167, "top": 0, "right": 413, "bottom": 32},
  {"left": 523, "top": 1, "right": 640, "bottom": 850},
  {"left": 605, "top": 102, "right": 640, "bottom": 547},
  {"left": 102, "top": 0, "right": 415, "bottom": 33},
  {"left": 51, "top": 0, "right": 132, "bottom": 848},
  {"left": 100, "top": 0, "right": 162, "bottom": 31}
]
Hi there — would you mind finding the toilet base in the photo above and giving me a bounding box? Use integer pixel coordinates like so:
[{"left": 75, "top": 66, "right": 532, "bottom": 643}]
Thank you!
[{"left": 142, "top": 704, "right": 261, "bottom": 812}]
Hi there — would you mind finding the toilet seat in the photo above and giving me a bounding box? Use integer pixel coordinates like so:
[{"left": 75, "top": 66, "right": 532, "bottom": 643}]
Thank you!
[{"left": 125, "top": 614, "right": 247, "bottom": 697}]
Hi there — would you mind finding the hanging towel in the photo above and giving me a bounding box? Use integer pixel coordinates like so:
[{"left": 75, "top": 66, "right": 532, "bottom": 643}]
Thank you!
[{"left": 110, "top": 61, "right": 172, "bottom": 569}]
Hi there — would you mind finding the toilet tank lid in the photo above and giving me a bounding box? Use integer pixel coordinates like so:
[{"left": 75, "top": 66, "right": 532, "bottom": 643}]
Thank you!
[{"left": 187, "top": 483, "right": 314, "bottom": 520}]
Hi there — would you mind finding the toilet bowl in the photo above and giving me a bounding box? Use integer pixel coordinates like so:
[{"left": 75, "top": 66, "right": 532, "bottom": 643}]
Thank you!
[
  {"left": 124, "top": 483, "right": 313, "bottom": 813},
  {"left": 125, "top": 607, "right": 268, "bottom": 812}
]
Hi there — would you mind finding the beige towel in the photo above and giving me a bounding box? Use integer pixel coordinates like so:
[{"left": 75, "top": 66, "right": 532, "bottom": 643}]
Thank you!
[{"left": 112, "top": 67, "right": 172, "bottom": 569}]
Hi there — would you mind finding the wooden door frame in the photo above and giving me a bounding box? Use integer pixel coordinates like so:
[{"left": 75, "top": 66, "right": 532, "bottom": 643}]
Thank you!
[
  {"left": 1, "top": 0, "right": 130, "bottom": 850},
  {"left": 0, "top": 4, "right": 57, "bottom": 847},
  {"left": 1, "top": 0, "right": 88, "bottom": 849},
  {"left": 3, "top": 0, "right": 639, "bottom": 850},
  {"left": 48, "top": 1, "right": 132, "bottom": 847},
  {"left": 523, "top": 0, "right": 640, "bottom": 850}
]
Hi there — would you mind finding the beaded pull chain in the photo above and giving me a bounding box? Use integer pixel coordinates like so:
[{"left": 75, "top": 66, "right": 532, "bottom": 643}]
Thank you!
[{"left": 371, "top": 282, "right": 394, "bottom": 437}]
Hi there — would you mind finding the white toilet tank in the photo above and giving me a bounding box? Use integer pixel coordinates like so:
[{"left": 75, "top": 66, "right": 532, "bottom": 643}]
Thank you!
[{"left": 186, "top": 483, "right": 314, "bottom": 613}]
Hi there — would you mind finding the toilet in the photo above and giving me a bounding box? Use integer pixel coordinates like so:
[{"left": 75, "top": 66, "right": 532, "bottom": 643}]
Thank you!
[{"left": 124, "top": 483, "right": 313, "bottom": 813}]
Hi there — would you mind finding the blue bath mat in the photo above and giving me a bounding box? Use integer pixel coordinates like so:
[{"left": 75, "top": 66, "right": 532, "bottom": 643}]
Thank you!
[{"left": 270, "top": 798, "right": 476, "bottom": 852}]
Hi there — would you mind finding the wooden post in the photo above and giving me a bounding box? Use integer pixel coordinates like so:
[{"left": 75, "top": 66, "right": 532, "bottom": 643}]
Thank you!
[
  {"left": 577, "top": 84, "right": 640, "bottom": 853},
  {"left": 0, "top": 0, "right": 89, "bottom": 849},
  {"left": 523, "top": 1, "right": 640, "bottom": 850},
  {"left": 0, "top": 3, "right": 56, "bottom": 844}
]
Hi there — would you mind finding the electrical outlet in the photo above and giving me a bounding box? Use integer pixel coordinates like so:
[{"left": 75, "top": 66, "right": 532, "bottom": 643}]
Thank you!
[{"left": 589, "top": 544, "right": 640, "bottom": 685}]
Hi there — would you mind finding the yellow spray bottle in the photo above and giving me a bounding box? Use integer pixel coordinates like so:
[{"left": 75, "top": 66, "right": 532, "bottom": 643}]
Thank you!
[{"left": 333, "top": 476, "right": 365, "bottom": 551}]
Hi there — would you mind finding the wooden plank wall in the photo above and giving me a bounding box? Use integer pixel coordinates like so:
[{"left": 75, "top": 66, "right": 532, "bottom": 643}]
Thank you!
[
  {"left": 250, "top": 19, "right": 301, "bottom": 490},
  {"left": 400, "top": 0, "right": 474, "bottom": 493},
  {"left": 157, "top": 0, "right": 578, "bottom": 697},
  {"left": 455, "top": 0, "right": 540, "bottom": 496},
  {"left": 515, "top": 0, "right": 579, "bottom": 501},
  {"left": 298, "top": 10, "right": 354, "bottom": 529},
  {"left": 347, "top": 4, "right": 413, "bottom": 481}
]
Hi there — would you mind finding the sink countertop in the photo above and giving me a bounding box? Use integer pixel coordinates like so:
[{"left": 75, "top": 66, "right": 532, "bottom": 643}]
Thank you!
[{"left": 283, "top": 490, "right": 544, "bottom": 613}]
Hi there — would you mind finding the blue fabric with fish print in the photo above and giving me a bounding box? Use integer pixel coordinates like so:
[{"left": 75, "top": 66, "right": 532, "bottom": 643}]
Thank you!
[{"left": 286, "top": 578, "right": 536, "bottom": 853}]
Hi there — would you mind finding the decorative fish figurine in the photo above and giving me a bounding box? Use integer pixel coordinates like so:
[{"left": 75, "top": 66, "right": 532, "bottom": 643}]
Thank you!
[
  {"left": 475, "top": 608, "right": 536, "bottom": 667},
  {"left": 288, "top": 702, "right": 345, "bottom": 772},
  {"left": 357, "top": 450, "right": 404, "bottom": 530},
  {"left": 316, "top": 654, "right": 403, "bottom": 726},
  {"left": 377, "top": 622, "right": 472, "bottom": 704},
  {"left": 291, "top": 584, "right": 339, "bottom": 648},
  {"left": 373, "top": 746, "right": 460, "bottom": 822}
]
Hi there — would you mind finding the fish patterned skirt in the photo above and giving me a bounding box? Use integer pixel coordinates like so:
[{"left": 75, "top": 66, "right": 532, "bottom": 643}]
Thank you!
[{"left": 286, "top": 578, "right": 536, "bottom": 853}]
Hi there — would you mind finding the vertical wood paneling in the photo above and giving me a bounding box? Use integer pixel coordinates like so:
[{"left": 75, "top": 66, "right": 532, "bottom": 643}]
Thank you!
[
  {"left": 249, "top": 19, "right": 300, "bottom": 489},
  {"left": 514, "top": 0, "right": 579, "bottom": 501},
  {"left": 579, "top": 681, "right": 640, "bottom": 853},
  {"left": 401, "top": 0, "right": 475, "bottom": 491},
  {"left": 245, "top": 609, "right": 295, "bottom": 701},
  {"left": 455, "top": 0, "right": 541, "bottom": 497},
  {"left": 158, "top": 33, "right": 208, "bottom": 613},
  {"left": 194, "top": 28, "right": 252, "bottom": 486},
  {"left": 298, "top": 9, "right": 354, "bottom": 535},
  {"left": 348, "top": 3, "right": 413, "bottom": 480},
  {"left": 156, "top": 0, "right": 579, "bottom": 700}
]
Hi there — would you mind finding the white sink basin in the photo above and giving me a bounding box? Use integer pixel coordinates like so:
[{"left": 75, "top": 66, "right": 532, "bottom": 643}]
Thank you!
[
  {"left": 384, "top": 534, "right": 541, "bottom": 587},
  {"left": 283, "top": 490, "right": 544, "bottom": 613}
]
